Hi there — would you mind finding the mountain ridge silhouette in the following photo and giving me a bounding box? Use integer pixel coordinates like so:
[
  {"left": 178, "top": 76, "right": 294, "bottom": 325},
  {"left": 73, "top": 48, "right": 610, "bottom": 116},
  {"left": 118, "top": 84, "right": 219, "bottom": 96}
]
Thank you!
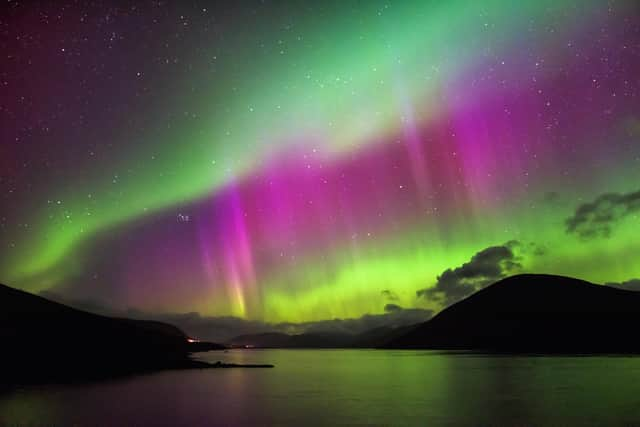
[{"left": 385, "top": 274, "right": 640, "bottom": 352}]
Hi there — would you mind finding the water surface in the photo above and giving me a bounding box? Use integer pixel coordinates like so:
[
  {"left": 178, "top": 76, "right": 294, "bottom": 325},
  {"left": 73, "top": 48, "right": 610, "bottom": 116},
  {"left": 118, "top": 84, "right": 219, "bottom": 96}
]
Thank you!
[{"left": 2, "top": 350, "right": 640, "bottom": 426}]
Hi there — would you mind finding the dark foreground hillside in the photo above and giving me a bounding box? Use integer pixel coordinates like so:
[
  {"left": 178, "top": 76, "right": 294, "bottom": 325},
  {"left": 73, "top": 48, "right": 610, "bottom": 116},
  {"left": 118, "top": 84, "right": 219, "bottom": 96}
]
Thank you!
[
  {"left": 385, "top": 274, "right": 640, "bottom": 353},
  {"left": 0, "top": 283, "right": 225, "bottom": 383}
]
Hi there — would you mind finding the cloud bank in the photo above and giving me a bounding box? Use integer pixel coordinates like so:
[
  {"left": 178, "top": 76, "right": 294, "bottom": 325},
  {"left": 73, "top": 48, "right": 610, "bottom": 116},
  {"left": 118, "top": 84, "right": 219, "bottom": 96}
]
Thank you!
[
  {"left": 604, "top": 279, "right": 640, "bottom": 292},
  {"left": 417, "top": 241, "right": 522, "bottom": 305},
  {"left": 566, "top": 189, "right": 640, "bottom": 239}
]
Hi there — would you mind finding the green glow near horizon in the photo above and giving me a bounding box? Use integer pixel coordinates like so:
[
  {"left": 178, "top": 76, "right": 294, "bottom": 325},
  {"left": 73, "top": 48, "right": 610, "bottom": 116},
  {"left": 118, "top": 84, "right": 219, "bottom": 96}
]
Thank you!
[{"left": 2, "top": 0, "right": 639, "bottom": 324}]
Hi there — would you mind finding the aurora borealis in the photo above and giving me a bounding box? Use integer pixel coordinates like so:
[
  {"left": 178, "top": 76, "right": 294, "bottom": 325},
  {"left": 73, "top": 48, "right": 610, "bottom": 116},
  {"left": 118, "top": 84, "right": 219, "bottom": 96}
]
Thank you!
[{"left": 1, "top": 0, "right": 639, "bottom": 326}]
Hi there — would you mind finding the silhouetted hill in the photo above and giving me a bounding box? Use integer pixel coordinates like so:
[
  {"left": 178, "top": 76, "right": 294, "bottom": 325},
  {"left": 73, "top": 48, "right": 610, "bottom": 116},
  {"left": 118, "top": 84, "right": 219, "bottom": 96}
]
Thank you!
[
  {"left": 229, "top": 325, "right": 418, "bottom": 349},
  {"left": 352, "top": 324, "right": 418, "bottom": 347},
  {"left": 0, "top": 283, "right": 225, "bottom": 383},
  {"left": 385, "top": 274, "right": 640, "bottom": 353}
]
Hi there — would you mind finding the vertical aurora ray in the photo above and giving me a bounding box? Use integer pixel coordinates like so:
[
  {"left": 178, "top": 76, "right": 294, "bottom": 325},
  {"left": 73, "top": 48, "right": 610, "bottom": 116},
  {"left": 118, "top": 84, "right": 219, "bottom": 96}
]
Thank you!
[
  {"left": 219, "top": 185, "right": 258, "bottom": 317},
  {"left": 1, "top": 0, "right": 639, "bottom": 322},
  {"left": 1, "top": 0, "right": 597, "bottom": 281}
]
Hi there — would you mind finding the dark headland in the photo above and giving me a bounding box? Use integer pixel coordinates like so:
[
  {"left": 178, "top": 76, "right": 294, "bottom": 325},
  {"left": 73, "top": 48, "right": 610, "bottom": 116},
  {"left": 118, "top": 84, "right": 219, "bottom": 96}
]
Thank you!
[
  {"left": 385, "top": 274, "right": 640, "bottom": 353},
  {"left": 0, "top": 283, "right": 272, "bottom": 385},
  {"left": 229, "top": 326, "right": 415, "bottom": 349}
]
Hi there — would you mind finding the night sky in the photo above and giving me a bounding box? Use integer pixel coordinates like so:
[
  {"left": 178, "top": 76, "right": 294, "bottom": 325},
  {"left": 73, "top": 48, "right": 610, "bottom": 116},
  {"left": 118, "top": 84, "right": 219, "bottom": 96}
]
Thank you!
[{"left": 1, "top": 1, "right": 639, "bottom": 331}]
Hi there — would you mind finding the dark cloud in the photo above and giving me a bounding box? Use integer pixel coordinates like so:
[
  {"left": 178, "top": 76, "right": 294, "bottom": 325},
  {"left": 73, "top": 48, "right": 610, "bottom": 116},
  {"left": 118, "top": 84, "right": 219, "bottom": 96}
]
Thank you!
[
  {"left": 39, "top": 290, "right": 432, "bottom": 342},
  {"left": 381, "top": 289, "right": 399, "bottom": 301},
  {"left": 384, "top": 303, "right": 402, "bottom": 312},
  {"left": 604, "top": 279, "right": 640, "bottom": 292},
  {"left": 565, "top": 189, "right": 640, "bottom": 239},
  {"left": 416, "top": 241, "right": 522, "bottom": 305},
  {"left": 532, "top": 244, "right": 547, "bottom": 257},
  {"left": 543, "top": 191, "right": 561, "bottom": 204}
]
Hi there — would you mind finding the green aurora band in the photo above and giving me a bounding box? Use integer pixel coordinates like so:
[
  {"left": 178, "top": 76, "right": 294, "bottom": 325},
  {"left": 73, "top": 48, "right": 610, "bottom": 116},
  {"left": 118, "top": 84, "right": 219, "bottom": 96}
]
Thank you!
[{"left": 1, "top": 0, "right": 639, "bottom": 322}]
